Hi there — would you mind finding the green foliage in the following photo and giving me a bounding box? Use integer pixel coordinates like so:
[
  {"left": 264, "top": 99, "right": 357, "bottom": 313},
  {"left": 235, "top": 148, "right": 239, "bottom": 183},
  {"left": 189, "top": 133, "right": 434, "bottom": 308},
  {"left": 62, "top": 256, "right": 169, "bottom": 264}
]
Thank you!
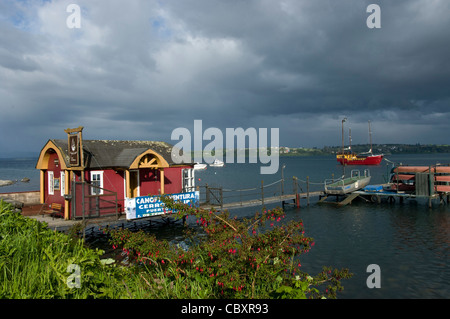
[
  {"left": 106, "top": 196, "right": 353, "bottom": 299},
  {"left": 0, "top": 197, "right": 352, "bottom": 299},
  {"left": 0, "top": 200, "right": 129, "bottom": 298}
]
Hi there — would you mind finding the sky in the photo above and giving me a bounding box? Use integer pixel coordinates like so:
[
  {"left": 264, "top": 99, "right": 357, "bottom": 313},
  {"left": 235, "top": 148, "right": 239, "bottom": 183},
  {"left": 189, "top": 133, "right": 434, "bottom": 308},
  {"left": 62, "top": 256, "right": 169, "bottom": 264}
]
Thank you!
[{"left": 0, "top": 0, "right": 449, "bottom": 157}]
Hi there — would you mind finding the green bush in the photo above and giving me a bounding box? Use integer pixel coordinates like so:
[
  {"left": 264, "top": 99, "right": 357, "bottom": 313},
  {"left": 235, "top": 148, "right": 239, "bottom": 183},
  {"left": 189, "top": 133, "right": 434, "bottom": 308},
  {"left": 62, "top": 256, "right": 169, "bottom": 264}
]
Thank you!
[
  {"left": 0, "top": 200, "right": 128, "bottom": 298},
  {"left": 0, "top": 197, "right": 352, "bottom": 299},
  {"left": 106, "top": 196, "right": 352, "bottom": 299}
]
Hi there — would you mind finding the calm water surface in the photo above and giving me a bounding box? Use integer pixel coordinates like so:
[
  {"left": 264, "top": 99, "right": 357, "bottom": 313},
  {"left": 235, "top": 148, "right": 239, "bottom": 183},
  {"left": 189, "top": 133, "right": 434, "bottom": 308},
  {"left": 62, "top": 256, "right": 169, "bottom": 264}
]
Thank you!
[
  {"left": 194, "top": 154, "right": 450, "bottom": 299},
  {"left": 1, "top": 154, "right": 449, "bottom": 298}
]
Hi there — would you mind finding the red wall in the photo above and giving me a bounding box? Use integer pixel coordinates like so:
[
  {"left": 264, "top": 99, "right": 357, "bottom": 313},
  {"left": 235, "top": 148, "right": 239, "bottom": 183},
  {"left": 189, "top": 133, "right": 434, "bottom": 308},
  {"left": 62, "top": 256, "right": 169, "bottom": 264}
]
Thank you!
[
  {"left": 140, "top": 166, "right": 189, "bottom": 196},
  {"left": 44, "top": 159, "right": 191, "bottom": 218},
  {"left": 44, "top": 152, "right": 64, "bottom": 206}
]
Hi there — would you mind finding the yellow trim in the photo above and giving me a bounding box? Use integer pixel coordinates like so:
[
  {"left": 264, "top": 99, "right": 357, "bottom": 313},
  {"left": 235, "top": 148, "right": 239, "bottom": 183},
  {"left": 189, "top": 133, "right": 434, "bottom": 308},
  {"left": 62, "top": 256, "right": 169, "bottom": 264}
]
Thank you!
[
  {"left": 36, "top": 140, "right": 68, "bottom": 170},
  {"left": 125, "top": 170, "right": 131, "bottom": 198},
  {"left": 160, "top": 168, "right": 165, "bottom": 195},
  {"left": 129, "top": 149, "right": 169, "bottom": 169},
  {"left": 40, "top": 170, "right": 45, "bottom": 204},
  {"left": 64, "top": 126, "right": 84, "bottom": 134},
  {"left": 64, "top": 169, "right": 70, "bottom": 220}
]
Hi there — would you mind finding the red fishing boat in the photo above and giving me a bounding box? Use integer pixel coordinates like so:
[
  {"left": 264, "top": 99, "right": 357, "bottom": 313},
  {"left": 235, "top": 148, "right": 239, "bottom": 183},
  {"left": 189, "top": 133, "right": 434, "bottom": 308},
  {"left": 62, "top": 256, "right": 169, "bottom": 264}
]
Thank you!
[
  {"left": 336, "top": 119, "right": 383, "bottom": 165},
  {"left": 336, "top": 152, "right": 383, "bottom": 165}
]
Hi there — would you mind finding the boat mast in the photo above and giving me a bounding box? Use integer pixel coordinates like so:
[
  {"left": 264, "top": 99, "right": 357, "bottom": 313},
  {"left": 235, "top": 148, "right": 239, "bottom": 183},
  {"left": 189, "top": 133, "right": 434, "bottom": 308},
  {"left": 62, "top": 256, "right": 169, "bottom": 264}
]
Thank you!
[
  {"left": 349, "top": 127, "right": 352, "bottom": 151},
  {"left": 341, "top": 117, "right": 347, "bottom": 154},
  {"left": 368, "top": 120, "right": 373, "bottom": 154}
]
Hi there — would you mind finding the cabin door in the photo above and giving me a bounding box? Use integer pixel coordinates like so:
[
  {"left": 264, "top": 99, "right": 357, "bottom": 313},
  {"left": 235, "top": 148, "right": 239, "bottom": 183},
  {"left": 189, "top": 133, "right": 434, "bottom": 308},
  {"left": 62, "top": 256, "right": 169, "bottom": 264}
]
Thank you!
[{"left": 130, "top": 170, "right": 140, "bottom": 198}]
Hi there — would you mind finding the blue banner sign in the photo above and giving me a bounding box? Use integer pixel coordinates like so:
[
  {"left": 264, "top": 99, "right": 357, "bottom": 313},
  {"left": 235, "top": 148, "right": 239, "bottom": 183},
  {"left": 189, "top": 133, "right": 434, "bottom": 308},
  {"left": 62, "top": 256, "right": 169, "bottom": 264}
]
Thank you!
[{"left": 125, "top": 191, "right": 199, "bottom": 220}]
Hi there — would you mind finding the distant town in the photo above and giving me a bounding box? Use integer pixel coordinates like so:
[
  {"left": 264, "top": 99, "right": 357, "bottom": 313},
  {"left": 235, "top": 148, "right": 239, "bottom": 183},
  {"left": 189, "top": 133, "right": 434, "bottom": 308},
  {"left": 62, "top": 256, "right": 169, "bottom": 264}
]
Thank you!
[
  {"left": 280, "top": 144, "right": 450, "bottom": 156},
  {"left": 189, "top": 143, "right": 450, "bottom": 158},
  {"left": 2, "top": 143, "right": 450, "bottom": 160}
]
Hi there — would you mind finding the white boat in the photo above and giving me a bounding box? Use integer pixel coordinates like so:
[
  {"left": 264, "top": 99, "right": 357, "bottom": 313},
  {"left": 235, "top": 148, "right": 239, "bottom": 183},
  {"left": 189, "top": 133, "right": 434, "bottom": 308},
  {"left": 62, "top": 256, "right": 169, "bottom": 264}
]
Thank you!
[
  {"left": 324, "top": 169, "right": 371, "bottom": 195},
  {"left": 193, "top": 162, "right": 207, "bottom": 170},
  {"left": 209, "top": 159, "right": 224, "bottom": 167}
]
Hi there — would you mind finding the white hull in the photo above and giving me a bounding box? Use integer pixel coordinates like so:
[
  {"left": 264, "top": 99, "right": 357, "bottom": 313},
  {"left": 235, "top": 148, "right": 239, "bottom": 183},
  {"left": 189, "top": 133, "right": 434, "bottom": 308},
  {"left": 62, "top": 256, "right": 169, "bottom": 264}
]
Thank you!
[
  {"left": 324, "top": 169, "right": 371, "bottom": 195},
  {"left": 209, "top": 159, "right": 224, "bottom": 167},
  {"left": 193, "top": 162, "right": 207, "bottom": 170}
]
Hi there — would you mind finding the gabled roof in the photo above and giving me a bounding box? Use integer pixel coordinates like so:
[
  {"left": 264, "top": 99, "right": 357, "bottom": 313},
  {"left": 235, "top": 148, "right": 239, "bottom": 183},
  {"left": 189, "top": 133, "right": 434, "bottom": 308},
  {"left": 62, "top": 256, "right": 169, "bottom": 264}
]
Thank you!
[{"left": 37, "top": 139, "right": 189, "bottom": 170}]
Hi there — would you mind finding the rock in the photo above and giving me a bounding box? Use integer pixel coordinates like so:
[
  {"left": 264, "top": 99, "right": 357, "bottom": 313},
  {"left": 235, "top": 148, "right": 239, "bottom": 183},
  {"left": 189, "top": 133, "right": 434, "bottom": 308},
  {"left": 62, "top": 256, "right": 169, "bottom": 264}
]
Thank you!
[
  {"left": 0, "top": 198, "right": 24, "bottom": 208},
  {"left": 0, "top": 180, "right": 15, "bottom": 187},
  {"left": 21, "top": 177, "right": 30, "bottom": 183}
]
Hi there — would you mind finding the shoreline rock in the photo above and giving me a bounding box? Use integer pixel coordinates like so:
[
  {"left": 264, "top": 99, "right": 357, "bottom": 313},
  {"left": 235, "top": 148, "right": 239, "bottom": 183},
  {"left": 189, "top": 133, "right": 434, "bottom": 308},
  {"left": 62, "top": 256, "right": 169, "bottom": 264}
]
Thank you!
[{"left": 0, "top": 180, "right": 15, "bottom": 187}]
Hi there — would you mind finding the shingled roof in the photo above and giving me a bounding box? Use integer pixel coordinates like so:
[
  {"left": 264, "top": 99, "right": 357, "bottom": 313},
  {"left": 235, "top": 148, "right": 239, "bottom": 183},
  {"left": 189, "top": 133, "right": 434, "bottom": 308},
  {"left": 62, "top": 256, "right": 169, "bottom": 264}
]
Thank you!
[{"left": 49, "top": 139, "right": 186, "bottom": 169}]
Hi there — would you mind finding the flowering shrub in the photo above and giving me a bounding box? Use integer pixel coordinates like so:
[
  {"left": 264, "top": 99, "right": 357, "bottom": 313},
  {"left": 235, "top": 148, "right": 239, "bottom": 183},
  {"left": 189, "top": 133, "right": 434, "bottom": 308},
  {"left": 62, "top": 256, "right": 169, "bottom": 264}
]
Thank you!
[{"left": 106, "top": 196, "right": 352, "bottom": 299}]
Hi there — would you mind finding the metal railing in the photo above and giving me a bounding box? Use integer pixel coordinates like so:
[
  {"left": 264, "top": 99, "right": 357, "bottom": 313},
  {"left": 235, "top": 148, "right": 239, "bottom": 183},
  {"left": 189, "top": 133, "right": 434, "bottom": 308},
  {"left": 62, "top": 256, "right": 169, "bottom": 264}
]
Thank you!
[{"left": 71, "top": 181, "right": 119, "bottom": 220}]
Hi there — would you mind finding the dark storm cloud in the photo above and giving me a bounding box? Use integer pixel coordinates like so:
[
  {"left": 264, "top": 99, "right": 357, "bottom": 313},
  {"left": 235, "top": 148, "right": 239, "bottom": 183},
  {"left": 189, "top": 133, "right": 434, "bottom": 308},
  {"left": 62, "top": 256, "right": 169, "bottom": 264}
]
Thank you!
[{"left": 0, "top": 0, "right": 449, "bottom": 157}]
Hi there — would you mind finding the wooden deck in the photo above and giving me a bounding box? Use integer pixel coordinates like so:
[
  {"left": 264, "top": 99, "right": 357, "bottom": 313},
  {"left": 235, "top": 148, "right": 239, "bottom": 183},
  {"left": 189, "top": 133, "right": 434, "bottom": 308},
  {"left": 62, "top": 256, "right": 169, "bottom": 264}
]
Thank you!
[{"left": 200, "top": 191, "right": 325, "bottom": 210}]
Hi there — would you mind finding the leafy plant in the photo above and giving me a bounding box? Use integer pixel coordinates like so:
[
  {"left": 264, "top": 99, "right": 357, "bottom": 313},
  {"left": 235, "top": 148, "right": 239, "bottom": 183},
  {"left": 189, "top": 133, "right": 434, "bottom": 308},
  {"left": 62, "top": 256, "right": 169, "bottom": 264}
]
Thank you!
[
  {"left": 0, "top": 201, "right": 132, "bottom": 298},
  {"left": 106, "top": 196, "right": 352, "bottom": 299}
]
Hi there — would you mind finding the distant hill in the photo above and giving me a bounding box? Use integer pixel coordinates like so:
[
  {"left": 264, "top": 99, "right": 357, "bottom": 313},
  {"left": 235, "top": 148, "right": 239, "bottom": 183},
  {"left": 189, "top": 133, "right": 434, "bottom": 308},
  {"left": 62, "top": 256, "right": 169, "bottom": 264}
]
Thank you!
[{"left": 283, "top": 144, "right": 450, "bottom": 156}]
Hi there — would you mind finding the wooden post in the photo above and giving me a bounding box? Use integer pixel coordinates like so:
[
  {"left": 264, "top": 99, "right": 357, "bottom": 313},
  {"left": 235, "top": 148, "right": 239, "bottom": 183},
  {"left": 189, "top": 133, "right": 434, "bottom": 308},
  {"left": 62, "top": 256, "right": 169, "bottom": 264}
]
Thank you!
[
  {"left": 125, "top": 170, "right": 131, "bottom": 198},
  {"left": 261, "top": 180, "right": 264, "bottom": 207},
  {"left": 306, "top": 176, "right": 310, "bottom": 206},
  {"left": 115, "top": 192, "right": 119, "bottom": 220},
  {"left": 293, "top": 176, "right": 300, "bottom": 209},
  {"left": 39, "top": 170, "right": 45, "bottom": 204},
  {"left": 220, "top": 187, "right": 223, "bottom": 210},
  {"left": 160, "top": 168, "right": 165, "bottom": 195},
  {"left": 205, "top": 183, "right": 210, "bottom": 204},
  {"left": 64, "top": 169, "right": 70, "bottom": 220},
  {"left": 240, "top": 189, "right": 243, "bottom": 206},
  {"left": 428, "top": 165, "right": 433, "bottom": 208},
  {"left": 81, "top": 180, "right": 85, "bottom": 220},
  {"left": 71, "top": 180, "right": 76, "bottom": 220},
  {"left": 79, "top": 128, "right": 85, "bottom": 182}
]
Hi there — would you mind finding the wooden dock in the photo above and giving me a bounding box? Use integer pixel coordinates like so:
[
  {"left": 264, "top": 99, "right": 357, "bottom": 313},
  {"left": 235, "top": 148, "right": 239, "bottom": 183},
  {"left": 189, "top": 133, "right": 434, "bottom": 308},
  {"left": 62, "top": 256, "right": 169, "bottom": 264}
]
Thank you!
[
  {"left": 200, "top": 191, "right": 325, "bottom": 210},
  {"left": 198, "top": 178, "right": 325, "bottom": 210}
]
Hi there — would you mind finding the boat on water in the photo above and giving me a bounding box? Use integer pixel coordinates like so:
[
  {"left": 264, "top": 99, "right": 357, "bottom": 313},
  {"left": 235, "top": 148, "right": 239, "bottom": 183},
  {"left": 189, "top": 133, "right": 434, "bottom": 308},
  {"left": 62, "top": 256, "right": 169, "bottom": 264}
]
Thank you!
[
  {"left": 324, "top": 169, "right": 371, "bottom": 195},
  {"left": 336, "top": 152, "right": 384, "bottom": 165},
  {"left": 336, "top": 119, "right": 383, "bottom": 165},
  {"left": 193, "top": 162, "right": 207, "bottom": 170},
  {"left": 209, "top": 159, "right": 224, "bottom": 167}
]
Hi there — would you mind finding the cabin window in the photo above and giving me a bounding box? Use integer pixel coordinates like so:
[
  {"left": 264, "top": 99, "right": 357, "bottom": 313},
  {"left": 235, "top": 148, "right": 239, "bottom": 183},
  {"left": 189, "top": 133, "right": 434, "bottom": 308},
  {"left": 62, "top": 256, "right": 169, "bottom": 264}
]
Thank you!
[
  {"left": 48, "top": 171, "right": 54, "bottom": 195},
  {"left": 60, "top": 171, "right": 65, "bottom": 196},
  {"left": 90, "top": 171, "right": 104, "bottom": 195},
  {"left": 182, "top": 168, "right": 195, "bottom": 192}
]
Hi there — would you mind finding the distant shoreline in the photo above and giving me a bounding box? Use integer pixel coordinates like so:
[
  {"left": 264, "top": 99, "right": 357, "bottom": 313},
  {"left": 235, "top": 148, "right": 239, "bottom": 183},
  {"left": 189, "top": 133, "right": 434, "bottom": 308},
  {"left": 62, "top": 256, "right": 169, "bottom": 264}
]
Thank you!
[{"left": 2, "top": 144, "right": 450, "bottom": 160}]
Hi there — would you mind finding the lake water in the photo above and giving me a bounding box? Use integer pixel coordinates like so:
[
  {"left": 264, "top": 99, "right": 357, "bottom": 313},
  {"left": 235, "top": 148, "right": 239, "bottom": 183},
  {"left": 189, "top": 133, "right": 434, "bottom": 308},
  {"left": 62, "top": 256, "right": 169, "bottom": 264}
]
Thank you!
[
  {"left": 1, "top": 154, "right": 449, "bottom": 298},
  {"left": 0, "top": 158, "right": 40, "bottom": 192}
]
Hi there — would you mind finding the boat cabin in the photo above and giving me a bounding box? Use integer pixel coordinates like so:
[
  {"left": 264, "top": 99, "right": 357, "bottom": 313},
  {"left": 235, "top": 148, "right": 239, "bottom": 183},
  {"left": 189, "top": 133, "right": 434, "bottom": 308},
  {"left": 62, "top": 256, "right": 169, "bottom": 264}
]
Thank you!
[{"left": 36, "top": 135, "right": 195, "bottom": 220}]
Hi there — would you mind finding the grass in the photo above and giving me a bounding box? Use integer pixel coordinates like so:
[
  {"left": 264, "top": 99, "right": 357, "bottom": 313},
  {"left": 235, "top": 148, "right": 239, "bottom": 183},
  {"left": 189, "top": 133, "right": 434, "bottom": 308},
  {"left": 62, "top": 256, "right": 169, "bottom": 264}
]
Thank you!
[
  {"left": 0, "top": 200, "right": 216, "bottom": 299},
  {"left": 0, "top": 200, "right": 130, "bottom": 298},
  {"left": 0, "top": 199, "right": 351, "bottom": 299}
]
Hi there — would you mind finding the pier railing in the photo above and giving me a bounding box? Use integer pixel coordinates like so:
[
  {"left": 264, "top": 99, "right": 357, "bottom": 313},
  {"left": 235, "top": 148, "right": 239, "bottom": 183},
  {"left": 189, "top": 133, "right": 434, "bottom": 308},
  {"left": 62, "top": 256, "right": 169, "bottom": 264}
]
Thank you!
[{"left": 199, "top": 176, "right": 325, "bottom": 209}]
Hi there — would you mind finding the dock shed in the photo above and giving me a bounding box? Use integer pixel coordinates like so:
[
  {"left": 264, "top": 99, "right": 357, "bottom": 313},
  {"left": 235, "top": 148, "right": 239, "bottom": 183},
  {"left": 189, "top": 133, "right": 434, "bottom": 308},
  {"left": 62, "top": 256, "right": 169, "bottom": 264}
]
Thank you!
[{"left": 36, "top": 132, "right": 194, "bottom": 220}]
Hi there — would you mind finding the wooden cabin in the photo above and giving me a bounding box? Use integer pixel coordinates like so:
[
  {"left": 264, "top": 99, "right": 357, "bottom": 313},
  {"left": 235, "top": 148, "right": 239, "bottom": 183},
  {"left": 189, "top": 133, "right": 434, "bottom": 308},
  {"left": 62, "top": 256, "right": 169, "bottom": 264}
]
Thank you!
[{"left": 35, "top": 138, "right": 195, "bottom": 220}]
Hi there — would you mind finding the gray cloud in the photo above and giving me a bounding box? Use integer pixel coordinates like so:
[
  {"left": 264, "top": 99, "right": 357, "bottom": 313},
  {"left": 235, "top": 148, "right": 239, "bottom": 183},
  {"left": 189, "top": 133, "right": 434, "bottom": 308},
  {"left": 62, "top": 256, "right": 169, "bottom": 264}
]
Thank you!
[{"left": 0, "top": 0, "right": 449, "bottom": 157}]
